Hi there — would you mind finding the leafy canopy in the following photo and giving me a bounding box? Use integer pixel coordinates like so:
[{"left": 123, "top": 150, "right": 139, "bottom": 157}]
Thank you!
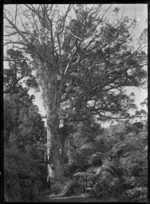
[{"left": 4, "top": 4, "right": 147, "bottom": 123}]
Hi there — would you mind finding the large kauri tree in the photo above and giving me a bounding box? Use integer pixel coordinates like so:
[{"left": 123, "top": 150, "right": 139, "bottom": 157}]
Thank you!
[{"left": 4, "top": 4, "right": 147, "bottom": 182}]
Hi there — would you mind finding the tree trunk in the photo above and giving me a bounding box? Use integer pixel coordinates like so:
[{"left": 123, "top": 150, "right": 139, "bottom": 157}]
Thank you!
[
  {"left": 61, "top": 139, "right": 65, "bottom": 165},
  {"left": 54, "top": 151, "right": 64, "bottom": 182},
  {"left": 46, "top": 87, "right": 65, "bottom": 182},
  {"left": 36, "top": 59, "right": 64, "bottom": 182},
  {"left": 46, "top": 113, "right": 64, "bottom": 182}
]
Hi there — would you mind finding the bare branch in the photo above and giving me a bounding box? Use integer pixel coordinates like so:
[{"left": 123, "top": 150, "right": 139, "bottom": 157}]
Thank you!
[
  {"left": 57, "top": 4, "right": 73, "bottom": 35},
  {"left": 63, "top": 51, "right": 76, "bottom": 76},
  {"left": 4, "top": 8, "right": 13, "bottom": 22},
  {"left": 91, "top": 4, "right": 102, "bottom": 19},
  {"left": 98, "top": 113, "right": 126, "bottom": 120},
  {"left": 4, "top": 57, "right": 30, "bottom": 62},
  {"left": 72, "top": 5, "right": 95, "bottom": 34},
  {"left": 19, "top": 16, "right": 29, "bottom": 34},
  {"left": 57, "top": 34, "right": 62, "bottom": 56},
  {"left": 68, "top": 30, "right": 84, "bottom": 41},
  {"left": 81, "top": 6, "right": 110, "bottom": 44},
  {"left": 4, "top": 15, "right": 28, "bottom": 43},
  {"left": 63, "top": 50, "right": 83, "bottom": 76},
  {"left": 25, "top": 4, "right": 51, "bottom": 32},
  {"left": 4, "top": 41, "right": 27, "bottom": 46},
  {"left": 4, "top": 31, "right": 28, "bottom": 37},
  {"left": 15, "top": 5, "right": 17, "bottom": 25},
  {"left": 101, "top": 4, "right": 112, "bottom": 21},
  {"left": 50, "top": 19, "right": 55, "bottom": 70}
]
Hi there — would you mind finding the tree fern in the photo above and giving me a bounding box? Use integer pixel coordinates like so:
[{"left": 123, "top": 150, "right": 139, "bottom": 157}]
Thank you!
[{"left": 111, "top": 140, "right": 140, "bottom": 158}]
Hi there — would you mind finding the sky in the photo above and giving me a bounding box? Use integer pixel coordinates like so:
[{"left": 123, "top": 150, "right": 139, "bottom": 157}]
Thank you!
[{"left": 4, "top": 4, "right": 148, "bottom": 119}]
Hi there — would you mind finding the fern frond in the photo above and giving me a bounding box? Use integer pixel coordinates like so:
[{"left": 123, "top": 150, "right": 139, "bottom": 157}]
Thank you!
[
  {"left": 103, "top": 166, "right": 117, "bottom": 176},
  {"left": 129, "top": 164, "right": 144, "bottom": 177},
  {"left": 109, "top": 165, "right": 123, "bottom": 177},
  {"left": 103, "top": 163, "right": 125, "bottom": 178},
  {"left": 124, "top": 144, "right": 139, "bottom": 153},
  {"left": 91, "top": 152, "right": 107, "bottom": 160},
  {"left": 111, "top": 140, "right": 140, "bottom": 159},
  {"left": 111, "top": 141, "right": 127, "bottom": 152},
  {"left": 80, "top": 142, "right": 95, "bottom": 150},
  {"left": 73, "top": 171, "right": 95, "bottom": 178}
]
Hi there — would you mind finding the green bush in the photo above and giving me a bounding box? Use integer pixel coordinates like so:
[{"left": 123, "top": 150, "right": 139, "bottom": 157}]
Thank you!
[
  {"left": 64, "top": 163, "right": 80, "bottom": 177},
  {"left": 89, "top": 170, "right": 112, "bottom": 198},
  {"left": 50, "top": 181, "right": 64, "bottom": 195},
  {"left": 60, "top": 179, "right": 84, "bottom": 196},
  {"left": 119, "top": 187, "right": 147, "bottom": 202},
  {"left": 4, "top": 144, "right": 47, "bottom": 202}
]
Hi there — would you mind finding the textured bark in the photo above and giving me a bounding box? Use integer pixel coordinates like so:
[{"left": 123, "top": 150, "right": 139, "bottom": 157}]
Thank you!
[
  {"left": 61, "top": 139, "right": 65, "bottom": 165},
  {"left": 54, "top": 150, "right": 64, "bottom": 182},
  {"left": 45, "top": 81, "right": 65, "bottom": 181},
  {"left": 46, "top": 115, "right": 65, "bottom": 181}
]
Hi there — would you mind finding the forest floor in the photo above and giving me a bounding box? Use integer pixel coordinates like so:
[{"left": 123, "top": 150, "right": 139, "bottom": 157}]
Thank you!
[{"left": 37, "top": 190, "right": 116, "bottom": 202}]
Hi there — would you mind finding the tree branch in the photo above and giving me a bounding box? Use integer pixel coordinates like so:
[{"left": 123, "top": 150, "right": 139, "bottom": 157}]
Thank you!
[
  {"left": 4, "top": 31, "right": 28, "bottom": 37},
  {"left": 15, "top": 5, "right": 17, "bottom": 25},
  {"left": 4, "top": 41, "right": 27, "bottom": 46},
  {"left": 4, "top": 15, "right": 28, "bottom": 43},
  {"left": 57, "top": 4, "right": 73, "bottom": 35},
  {"left": 96, "top": 112, "right": 126, "bottom": 120}
]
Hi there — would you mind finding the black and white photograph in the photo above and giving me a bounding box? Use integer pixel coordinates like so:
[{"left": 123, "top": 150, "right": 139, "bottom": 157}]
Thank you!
[{"left": 4, "top": 4, "right": 147, "bottom": 202}]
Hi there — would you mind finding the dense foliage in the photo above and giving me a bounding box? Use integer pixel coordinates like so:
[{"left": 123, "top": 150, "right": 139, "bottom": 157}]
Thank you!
[
  {"left": 60, "top": 118, "right": 148, "bottom": 202},
  {"left": 4, "top": 50, "right": 47, "bottom": 202}
]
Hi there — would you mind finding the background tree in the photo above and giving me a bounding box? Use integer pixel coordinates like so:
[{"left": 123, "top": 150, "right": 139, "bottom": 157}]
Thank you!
[
  {"left": 4, "top": 49, "right": 47, "bottom": 202},
  {"left": 4, "top": 4, "right": 147, "bottom": 182},
  {"left": 4, "top": 48, "right": 46, "bottom": 151}
]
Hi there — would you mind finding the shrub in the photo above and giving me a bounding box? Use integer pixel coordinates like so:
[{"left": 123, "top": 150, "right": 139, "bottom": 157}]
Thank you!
[
  {"left": 60, "top": 179, "right": 84, "bottom": 196},
  {"left": 119, "top": 187, "right": 148, "bottom": 202},
  {"left": 74, "top": 171, "right": 96, "bottom": 190},
  {"left": 64, "top": 163, "right": 80, "bottom": 177},
  {"left": 51, "top": 181, "right": 64, "bottom": 195},
  {"left": 4, "top": 144, "right": 47, "bottom": 202},
  {"left": 90, "top": 174, "right": 111, "bottom": 198}
]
